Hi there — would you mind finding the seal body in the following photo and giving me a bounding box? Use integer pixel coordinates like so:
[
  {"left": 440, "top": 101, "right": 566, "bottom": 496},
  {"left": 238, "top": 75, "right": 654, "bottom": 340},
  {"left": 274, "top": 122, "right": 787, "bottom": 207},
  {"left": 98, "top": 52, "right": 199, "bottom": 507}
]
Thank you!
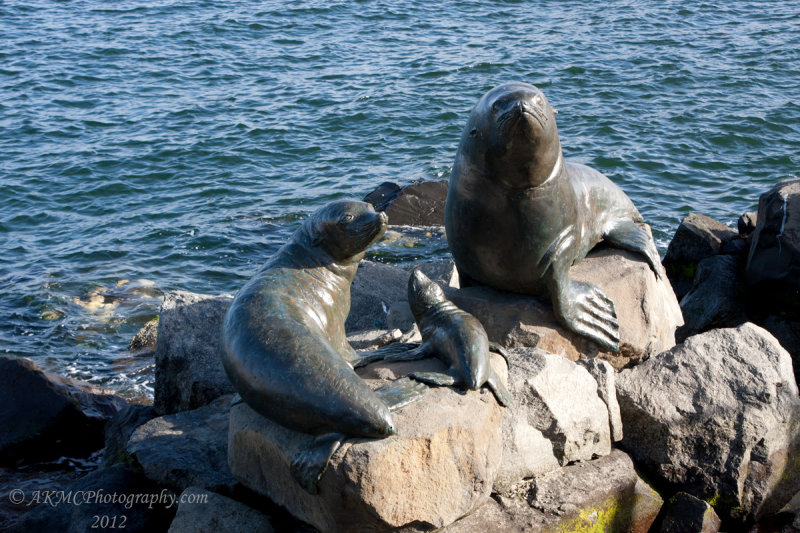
[
  {"left": 221, "top": 200, "right": 392, "bottom": 439},
  {"left": 446, "top": 82, "right": 664, "bottom": 351},
  {"left": 405, "top": 269, "right": 512, "bottom": 406}
]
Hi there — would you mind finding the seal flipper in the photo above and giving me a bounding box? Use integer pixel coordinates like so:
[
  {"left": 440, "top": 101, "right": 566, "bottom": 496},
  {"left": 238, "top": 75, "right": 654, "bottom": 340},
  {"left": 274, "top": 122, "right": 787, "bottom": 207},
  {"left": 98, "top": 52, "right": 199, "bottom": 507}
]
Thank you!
[
  {"left": 384, "top": 343, "right": 432, "bottom": 362},
  {"left": 486, "top": 370, "right": 513, "bottom": 407},
  {"left": 409, "top": 369, "right": 458, "bottom": 387},
  {"left": 375, "top": 377, "right": 428, "bottom": 411},
  {"left": 553, "top": 277, "right": 620, "bottom": 353},
  {"left": 290, "top": 433, "right": 343, "bottom": 495},
  {"left": 488, "top": 342, "right": 509, "bottom": 364},
  {"left": 604, "top": 220, "right": 666, "bottom": 279}
]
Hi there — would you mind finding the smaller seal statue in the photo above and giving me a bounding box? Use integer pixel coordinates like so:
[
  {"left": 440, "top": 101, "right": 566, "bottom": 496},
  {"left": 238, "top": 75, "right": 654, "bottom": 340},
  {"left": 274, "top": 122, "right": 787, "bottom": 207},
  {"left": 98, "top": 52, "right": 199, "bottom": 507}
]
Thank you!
[
  {"left": 382, "top": 269, "right": 512, "bottom": 406},
  {"left": 221, "top": 199, "right": 424, "bottom": 495},
  {"left": 445, "top": 82, "right": 665, "bottom": 352}
]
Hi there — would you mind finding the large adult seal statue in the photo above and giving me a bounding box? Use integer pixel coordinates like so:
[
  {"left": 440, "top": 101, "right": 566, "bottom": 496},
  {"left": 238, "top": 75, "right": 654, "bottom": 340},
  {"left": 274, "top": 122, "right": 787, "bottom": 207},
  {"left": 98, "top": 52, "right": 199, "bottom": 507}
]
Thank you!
[
  {"left": 221, "top": 199, "right": 420, "bottom": 494},
  {"left": 445, "top": 82, "right": 665, "bottom": 352}
]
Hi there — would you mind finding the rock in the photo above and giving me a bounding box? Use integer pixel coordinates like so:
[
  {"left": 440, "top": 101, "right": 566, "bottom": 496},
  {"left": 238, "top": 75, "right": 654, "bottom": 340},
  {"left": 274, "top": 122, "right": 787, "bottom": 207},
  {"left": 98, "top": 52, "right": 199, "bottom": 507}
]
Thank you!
[
  {"left": 8, "top": 464, "right": 175, "bottom": 533},
  {"left": 577, "top": 358, "right": 623, "bottom": 442},
  {"left": 154, "top": 291, "right": 235, "bottom": 415},
  {"left": 168, "top": 487, "right": 274, "bottom": 533},
  {"left": 495, "top": 349, "right": 611, "bottom": 492},
  {"left": 739, "top": 211, "right": 758, "bottom": 237},
  {"left": 658, "top": 492, "right": 721, "bottom": 533},
  {"left": 746, "top": 178, "right": 800, "bottom": 312},
  {"left": 130, "top": 316, "right": 159, "bottom": 355},
  {"left": 663, "top": 213, "right": 738, "bottom": 300},
  {"left": 0, "top": 356, "right": 126, "bottom": 465},
  {"left": 451, "top": 247, "right": 683, "bottom": 369},
  {"left": 677, "top": 254, "right": 747, "bottom": 342},
  {"left": 446, "top": 450, "right": 663, "bottom": 533},
  {"left": 128, "top": 395, "right": 238, "bottom": 495},
  {"left": 228, "top": 355, "right": 506, "bottom": 533},
  {"left": 363, "top": 181, "right": 402, "bottom": 211},
  {"left": 347, "top": 259, "right": 459, "bottom": 334},
  {"left": 616, "top": 323, "right": 800, "bottom": 524},
  {"left": 758, "top": 314, "right": 800, "bottom": 386},
  {"left": 366, "top": 180, "right": 448, "bottom": 226},
  {"left": 104, "top": 403, "right": 155, "bottom": 466}
]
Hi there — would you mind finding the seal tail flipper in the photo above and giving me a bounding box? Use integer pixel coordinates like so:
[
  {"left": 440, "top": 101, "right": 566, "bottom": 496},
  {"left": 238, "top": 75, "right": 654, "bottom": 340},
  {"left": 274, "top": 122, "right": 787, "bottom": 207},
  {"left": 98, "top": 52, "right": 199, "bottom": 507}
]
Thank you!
[
  {"left": 351, "top": 342, "right": 423, "bottom": 368},
  {"left": 488, "top": 342, "right": 510, "bottom": 364},
  {"left": 290, "top": 433, "right": 344, "bottom": 495},
  {"left": 603, "top": 220, "right": 666, "bottom": 279},
  {"left": 409, "top": 369, "right": 458, "bottom": 387},
  {"left": 375, "top": 377, "right": 428, "bottom": 411},
  {"left": 486, "top": 370, "right": 513, "bottom": 407}
]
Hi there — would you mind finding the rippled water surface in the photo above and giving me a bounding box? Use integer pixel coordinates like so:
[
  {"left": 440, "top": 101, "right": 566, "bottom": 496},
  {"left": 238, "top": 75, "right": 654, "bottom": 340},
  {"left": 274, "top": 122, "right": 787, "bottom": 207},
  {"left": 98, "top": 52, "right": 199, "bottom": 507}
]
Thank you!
[{"left": 2, "top": 0, "right": 799, "bottom": 397}]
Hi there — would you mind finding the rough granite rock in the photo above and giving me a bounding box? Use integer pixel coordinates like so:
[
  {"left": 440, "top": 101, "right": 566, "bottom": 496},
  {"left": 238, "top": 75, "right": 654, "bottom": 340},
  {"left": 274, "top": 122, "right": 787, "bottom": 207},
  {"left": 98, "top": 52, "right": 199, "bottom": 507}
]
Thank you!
[
  {"left": 168, "top": 487, "right": 274, "bottom": 533},
  {"left": 365, "top": 180, "right": 448, "bottom": 226},
  {"left": 130, "top": 316, "right": 159, "bottom": 355},
  {"left": 153, "top": 291, "right": 235, "bottom": 415},
  {"left": 494, "top": 349, "right": 611, "bottom": 492},
  {"left": 663, "top": 212, "right": 739, "bottom": 300},
  {"left": 8, "top": 464, "right": 175, "bottom": 533},
  {"left": 746, "top": 178, "right": 800, "bottom": 312},
  {"left": 451, "top": 247, "right": 683, "bottom": 369},
  {"left": 577, "top": 358, "right": 623, "bottom": 442},
  {"left": 128, "top": 395, "right": 238, "bottom": 495},
  {"left": 0, "top": 356, "right": 126, "bottom": 465},
  {"left": 677, "top": 254, "right": 747, "bottom": 342},
  {"left": 446, "top": 450, "right": 662, "bottom": 533},
  {"left": 658, "top": 492, "right": 721, "bottom": 533},
  {"left": 617, "top": 323, "right": 800, "bottom": 524},
  {"left": 228, "top": 355, "right": 506, "bottom": 533},
  {"left": 738, "top": 211, "right": 758, "bottom": 237},
  {"left": 104, "top": 403, "right": 155, "bottom": 466}
]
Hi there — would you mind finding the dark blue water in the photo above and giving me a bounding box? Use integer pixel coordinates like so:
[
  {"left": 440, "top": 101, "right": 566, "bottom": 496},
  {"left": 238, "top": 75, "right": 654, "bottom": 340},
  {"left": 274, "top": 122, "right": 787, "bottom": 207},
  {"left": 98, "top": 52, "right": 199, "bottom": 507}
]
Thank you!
[{"left": 2, "top": 0, "right": 799, "bottom": 398}]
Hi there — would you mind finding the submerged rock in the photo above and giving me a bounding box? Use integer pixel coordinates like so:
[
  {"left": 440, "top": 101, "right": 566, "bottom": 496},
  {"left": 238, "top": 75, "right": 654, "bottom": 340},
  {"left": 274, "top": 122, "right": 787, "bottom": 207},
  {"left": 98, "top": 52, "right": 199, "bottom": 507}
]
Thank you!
[
  {"left": 130, "top": 316, "right": 159, "bottom": 355},
  {"left": 746, "top": 177, "right": 800, "bottom": 312},
  {"left": 228, "top": 355, "right": 506, "bottom": 533},
  {"left": 451, "top": 247, "right": 683, "bottom": 369},
  {"left": 364, "top": 180, "right": 448, "bottom": 226},
  {"left": 153, "top": 291, "right": 235, "bottom": 415},
  {"left": 617, "top": 323, "right": 800, "bottom": 524},
  {"left": 0, "top": 356, "right": 126, "bottom": 465}
]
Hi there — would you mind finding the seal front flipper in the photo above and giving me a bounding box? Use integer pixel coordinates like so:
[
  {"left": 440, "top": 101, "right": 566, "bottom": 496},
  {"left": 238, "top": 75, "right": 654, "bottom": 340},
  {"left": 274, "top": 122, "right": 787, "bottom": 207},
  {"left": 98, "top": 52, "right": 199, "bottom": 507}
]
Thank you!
[
  {"left": 290, "top": 433, "right": 344, "bottom": 495},
  {"left": 603, "top": 220, "right": 666, "bottom": 279},
  {"left": 384, "top": 343, "right": 432, "bottom": 362},
  {"left": 553, "top": 278, "right": 620, "bottom": 353},
  {"left": 409, "top": 369, "right": 458, "bottom": 387},
  {"left": 486, "top": 370, "right": 513, "bottom": 407},
  {"left": 375, "top": 377, "right": 428, "bottom": 411}
]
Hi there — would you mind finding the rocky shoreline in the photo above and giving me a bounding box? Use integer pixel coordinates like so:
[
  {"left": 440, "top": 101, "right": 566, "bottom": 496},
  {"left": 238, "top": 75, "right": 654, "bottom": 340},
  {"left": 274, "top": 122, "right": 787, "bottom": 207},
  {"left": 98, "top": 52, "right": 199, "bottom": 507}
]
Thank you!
[{"left": 1, "top": 178, "right": 799, "bottom": 532}]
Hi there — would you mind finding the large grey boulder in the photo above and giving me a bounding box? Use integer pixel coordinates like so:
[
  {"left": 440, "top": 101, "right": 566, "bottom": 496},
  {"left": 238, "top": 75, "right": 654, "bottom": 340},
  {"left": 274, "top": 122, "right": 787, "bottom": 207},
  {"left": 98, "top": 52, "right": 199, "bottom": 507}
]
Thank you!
[
  {"left": 617, "top": 323, "right": 800, "bottom": 524},
  {"left": 104, "top": 403, "right": 155, "bottom": 466},
  {"left": 577, "top": 358, "right": 623, "bottom": 442},
  {"left": 746, "top": 178, "right": 800, "bottom": 312},
  {"left": 127, "top": 395, "right": 237, "bottom": 495},
  {"left": 658, "top": 492, "right": 721, "bottom": 533},
  {"left": 168, "top": 487, "right": 274, "bottom": 533},
  {"left": 451, "top": 247, "right": 683, "bottom": 369},
  {"left": 677, "top": 254, "right": 747, "bottom": 341},
  {"left": 0, "top": 356, "right": 126, "bottom": 465},
  {"left": 495, "top": 349, "right": 611, "bottom": 492},
  {"left": 663, "top": 212, "right": 738, "bottom": 300},
  {"left": 446, "top": 450, "right": 663, "bottom": 533},
  {"left": 228, "top": 355, "right": 506, "bottom": 533},
  {"left": 154, "top": 291, "right": 235, "bottom": 415}
]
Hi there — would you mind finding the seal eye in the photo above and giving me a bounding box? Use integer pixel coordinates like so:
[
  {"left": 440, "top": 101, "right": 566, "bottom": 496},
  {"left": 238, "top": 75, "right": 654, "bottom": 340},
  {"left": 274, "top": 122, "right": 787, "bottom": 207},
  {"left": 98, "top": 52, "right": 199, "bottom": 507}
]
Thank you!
[
  {"left": 339, "top": 214, "right": 355, "bottom": 225},
  {"left": 469, "top": 128, "right": 478, "bottom": 136}
]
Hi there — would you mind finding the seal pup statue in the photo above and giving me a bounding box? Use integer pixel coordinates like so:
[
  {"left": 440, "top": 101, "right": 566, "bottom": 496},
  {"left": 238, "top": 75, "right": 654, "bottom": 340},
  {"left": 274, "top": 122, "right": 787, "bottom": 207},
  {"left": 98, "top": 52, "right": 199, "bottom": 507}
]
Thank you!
[
  {"left": 221, "top": 199, "right": 424, "bottom": 495},
  {"left": 445, "top": 81, "right": 665, "bottom": 352},
  {"left": 382, "top": 269, "right": 512, "bottom": 406}
]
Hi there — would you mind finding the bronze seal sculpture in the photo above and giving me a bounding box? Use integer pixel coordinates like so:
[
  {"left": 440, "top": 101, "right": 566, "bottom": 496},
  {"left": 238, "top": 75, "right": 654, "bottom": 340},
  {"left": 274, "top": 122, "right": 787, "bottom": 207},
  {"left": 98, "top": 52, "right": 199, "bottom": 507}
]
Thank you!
[
  {"left": 221, "top": 200, "right": 423, "bottom": 494},
  {"left": 395, "top": 269, "right": 512, "bottom": 406},
  {"left": 445, "top": 82, "right": 665, "bottom": 352}
]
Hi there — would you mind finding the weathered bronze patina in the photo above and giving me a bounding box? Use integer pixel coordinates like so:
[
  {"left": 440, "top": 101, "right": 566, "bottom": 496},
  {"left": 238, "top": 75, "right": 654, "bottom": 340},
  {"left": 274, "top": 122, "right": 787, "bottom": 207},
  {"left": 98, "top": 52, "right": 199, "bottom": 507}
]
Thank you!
[
  {"left": 385, "top": 269, "right": 512, "bottom": 406},
  {"left": 221, "top": 200, "right": 394, "bottom": 494},
  {"left": 445, "top": 82, "right": 664, "bottom": 352}
]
